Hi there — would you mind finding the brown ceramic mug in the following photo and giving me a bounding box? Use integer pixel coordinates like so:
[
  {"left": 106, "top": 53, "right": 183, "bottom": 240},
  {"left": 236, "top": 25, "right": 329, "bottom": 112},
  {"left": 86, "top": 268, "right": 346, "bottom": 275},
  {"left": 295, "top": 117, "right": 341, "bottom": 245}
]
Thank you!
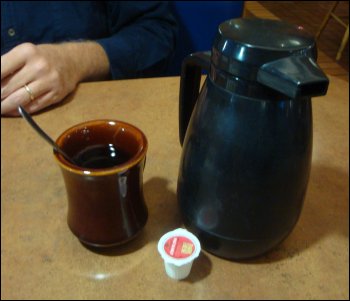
[{"left": 54, "top": 120, "right": 148, "bottom": 247}]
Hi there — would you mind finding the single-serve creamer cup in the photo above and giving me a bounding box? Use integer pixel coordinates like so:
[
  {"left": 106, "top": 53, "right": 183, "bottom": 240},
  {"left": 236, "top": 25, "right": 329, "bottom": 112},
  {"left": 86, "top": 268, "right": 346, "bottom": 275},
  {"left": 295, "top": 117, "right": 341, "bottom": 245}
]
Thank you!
[{"left": 158, "top": 228, "right": 201, "bottom": 280}]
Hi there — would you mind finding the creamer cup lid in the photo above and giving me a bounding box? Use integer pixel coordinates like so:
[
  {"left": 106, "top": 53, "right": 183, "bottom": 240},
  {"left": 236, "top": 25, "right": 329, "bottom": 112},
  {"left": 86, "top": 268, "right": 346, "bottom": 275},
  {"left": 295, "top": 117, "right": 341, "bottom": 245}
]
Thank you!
[{"left": 158, "top": 228, "right": 201, "bottom": 266}]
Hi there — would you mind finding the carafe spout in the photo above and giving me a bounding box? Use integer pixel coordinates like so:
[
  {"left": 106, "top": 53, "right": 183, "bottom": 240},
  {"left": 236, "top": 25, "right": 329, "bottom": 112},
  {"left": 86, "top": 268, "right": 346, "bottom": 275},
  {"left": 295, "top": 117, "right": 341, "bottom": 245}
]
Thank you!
[{"left": 257, "top": 55, "right": 329, "bottom": 99}]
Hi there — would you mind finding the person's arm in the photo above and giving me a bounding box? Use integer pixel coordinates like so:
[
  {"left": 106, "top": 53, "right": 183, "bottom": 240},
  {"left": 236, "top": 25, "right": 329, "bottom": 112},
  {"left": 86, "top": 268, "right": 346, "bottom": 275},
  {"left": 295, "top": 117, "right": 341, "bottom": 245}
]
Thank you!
[
  {"left": 1, "top": 1, "right": 177, "bottom": 116},
  {"left": 96, "top": 1, "right": 177, "bottom": 79}
]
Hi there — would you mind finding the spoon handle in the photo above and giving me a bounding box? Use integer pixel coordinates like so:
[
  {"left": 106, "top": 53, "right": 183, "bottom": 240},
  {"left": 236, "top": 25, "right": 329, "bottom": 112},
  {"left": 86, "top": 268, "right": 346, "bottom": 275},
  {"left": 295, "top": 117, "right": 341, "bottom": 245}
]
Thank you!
[{"left": 18, "top": 106, "right": 77, "bottom": 165}]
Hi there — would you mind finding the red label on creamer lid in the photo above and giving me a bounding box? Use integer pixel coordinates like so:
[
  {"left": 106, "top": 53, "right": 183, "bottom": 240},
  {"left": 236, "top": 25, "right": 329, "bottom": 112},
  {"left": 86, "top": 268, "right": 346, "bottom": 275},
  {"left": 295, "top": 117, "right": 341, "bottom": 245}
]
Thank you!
[{"left": 164, "top": 236, "right": 195, "bottom": 259}]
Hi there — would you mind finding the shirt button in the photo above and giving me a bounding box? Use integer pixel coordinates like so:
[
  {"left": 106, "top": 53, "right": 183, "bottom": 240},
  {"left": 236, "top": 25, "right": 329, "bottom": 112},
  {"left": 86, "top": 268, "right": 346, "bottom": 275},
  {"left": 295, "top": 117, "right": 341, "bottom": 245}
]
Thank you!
[{"left": 8, "top": 28, "right": 16, "bottom": 37}]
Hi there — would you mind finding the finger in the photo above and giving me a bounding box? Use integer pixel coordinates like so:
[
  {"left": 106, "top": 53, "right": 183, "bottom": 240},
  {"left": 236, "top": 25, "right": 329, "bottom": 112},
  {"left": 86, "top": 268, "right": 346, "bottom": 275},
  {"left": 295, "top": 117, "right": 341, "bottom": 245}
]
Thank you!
[
  {"left": 1, "top": 66, "right": 36, "bottom": 100},
  {"left": 1, "top": 89, "right": 58, "bottom": 116},
  {"left": 25, "top": 90, "right": 60, "bottom": 114},
  {"left": 1, "top": 81, "right": 47, "bottom": 115},
  {"left": 1, "top": 107, "right": 22, "bottom": 117},
  {"left": 1, "top": 43, "right": 35, "bottom": 80}
]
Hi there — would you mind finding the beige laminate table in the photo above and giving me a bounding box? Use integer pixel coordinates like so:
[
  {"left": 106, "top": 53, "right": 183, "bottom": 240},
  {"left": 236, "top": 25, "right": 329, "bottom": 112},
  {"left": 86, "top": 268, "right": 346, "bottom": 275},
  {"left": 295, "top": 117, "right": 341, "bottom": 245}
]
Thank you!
[{"left": 1, "top": 75, "right": 349, "bottom": 300}]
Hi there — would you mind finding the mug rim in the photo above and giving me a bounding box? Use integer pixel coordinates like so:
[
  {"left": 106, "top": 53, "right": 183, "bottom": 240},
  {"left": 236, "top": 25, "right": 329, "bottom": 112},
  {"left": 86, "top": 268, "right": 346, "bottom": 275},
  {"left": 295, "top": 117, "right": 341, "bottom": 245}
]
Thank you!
[{"left": 53, "top": 119, "right": 148, "bottom": 176}]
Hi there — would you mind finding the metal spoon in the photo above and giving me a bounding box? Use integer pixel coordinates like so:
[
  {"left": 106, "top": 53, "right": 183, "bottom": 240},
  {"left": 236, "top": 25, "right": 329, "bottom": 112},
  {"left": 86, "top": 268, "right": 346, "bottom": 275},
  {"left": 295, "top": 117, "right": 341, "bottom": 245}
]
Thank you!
[{"left": 18, "top": 105, "right": 78, "bottom": 165}]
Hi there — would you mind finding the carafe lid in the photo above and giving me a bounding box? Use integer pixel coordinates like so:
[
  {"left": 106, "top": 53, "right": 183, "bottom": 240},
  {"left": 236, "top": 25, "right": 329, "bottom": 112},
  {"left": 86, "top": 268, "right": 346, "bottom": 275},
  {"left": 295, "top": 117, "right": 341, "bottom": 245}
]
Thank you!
[{"left": 212, "top": 18, "right": 317, "bottom": 80}]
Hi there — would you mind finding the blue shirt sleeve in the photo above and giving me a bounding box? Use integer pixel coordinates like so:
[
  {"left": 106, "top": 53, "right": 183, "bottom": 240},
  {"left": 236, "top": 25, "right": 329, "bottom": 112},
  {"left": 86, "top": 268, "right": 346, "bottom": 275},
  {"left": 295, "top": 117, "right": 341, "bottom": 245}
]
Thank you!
[
  {"left": 1, "top": 1, "right": 178, "bottom": 79},
  {"left": 97, "top": 2, "right": 177, "bottom": 79}
]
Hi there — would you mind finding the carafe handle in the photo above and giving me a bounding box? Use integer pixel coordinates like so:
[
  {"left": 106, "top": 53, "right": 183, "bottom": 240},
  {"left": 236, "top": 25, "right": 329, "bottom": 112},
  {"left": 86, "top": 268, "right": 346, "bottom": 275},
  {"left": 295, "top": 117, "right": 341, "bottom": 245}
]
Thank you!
[{"left": 179, "top": 52, "right": 211, "bottom": 145}]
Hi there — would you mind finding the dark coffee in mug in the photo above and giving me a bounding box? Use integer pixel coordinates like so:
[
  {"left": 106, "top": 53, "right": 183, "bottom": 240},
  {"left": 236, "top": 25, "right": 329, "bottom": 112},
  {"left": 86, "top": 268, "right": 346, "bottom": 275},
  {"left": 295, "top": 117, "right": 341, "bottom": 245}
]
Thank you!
[{"left": 72, "top": 144, "right": 132, "bottom": 169}]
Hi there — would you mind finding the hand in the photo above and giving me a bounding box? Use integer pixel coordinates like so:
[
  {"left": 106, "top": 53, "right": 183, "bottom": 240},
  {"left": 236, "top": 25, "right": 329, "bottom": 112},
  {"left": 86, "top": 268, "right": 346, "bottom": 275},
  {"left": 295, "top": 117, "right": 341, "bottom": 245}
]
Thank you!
[
  {"left": 1, "top": 43, "right": 78, "bottom": 116},
  {"left": 1, "top": 42, "right": 110, "bottom": 116}
]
